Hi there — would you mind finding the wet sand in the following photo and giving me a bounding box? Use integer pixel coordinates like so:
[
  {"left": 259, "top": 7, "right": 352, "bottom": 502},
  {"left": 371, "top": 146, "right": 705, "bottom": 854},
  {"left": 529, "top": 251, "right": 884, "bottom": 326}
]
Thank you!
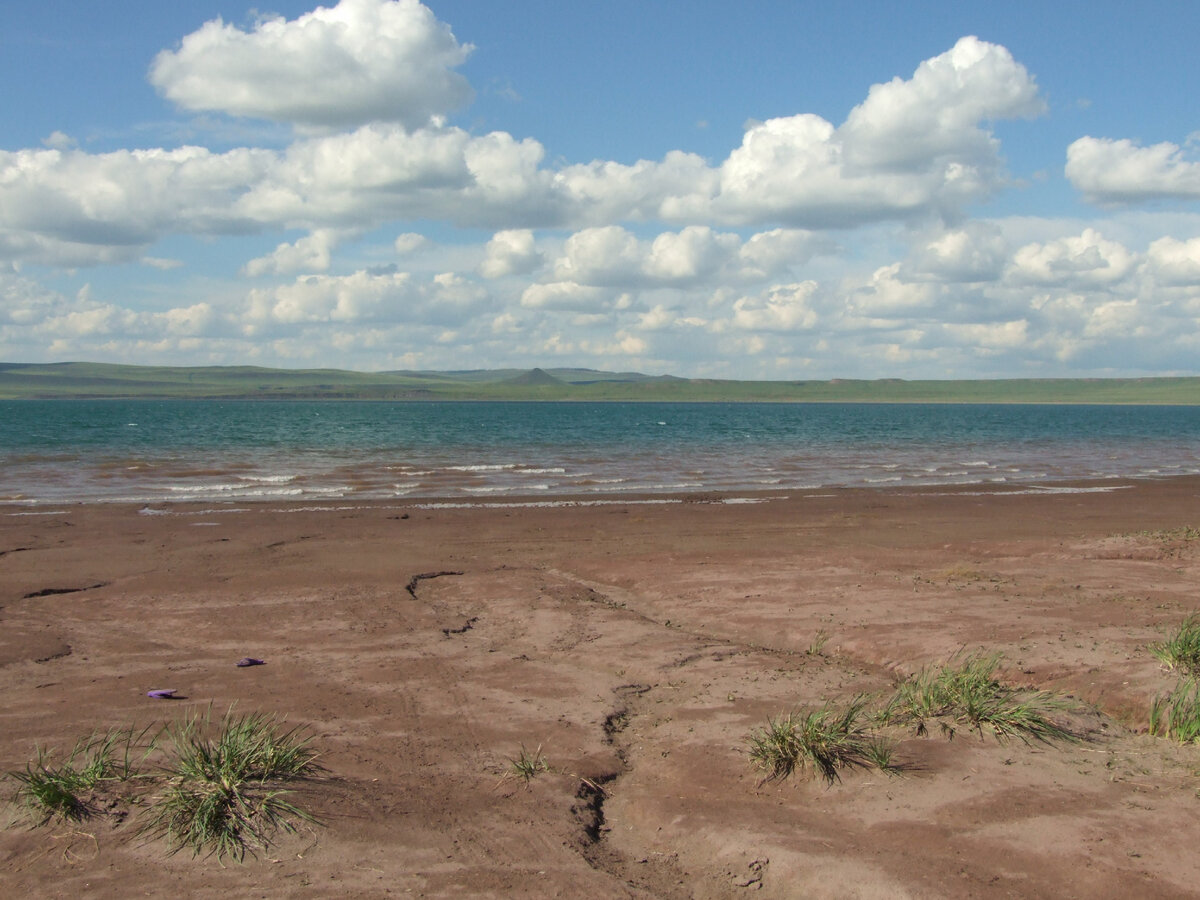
[{"left": 2, "top": 479, "right": 1200, "bottom": 898}]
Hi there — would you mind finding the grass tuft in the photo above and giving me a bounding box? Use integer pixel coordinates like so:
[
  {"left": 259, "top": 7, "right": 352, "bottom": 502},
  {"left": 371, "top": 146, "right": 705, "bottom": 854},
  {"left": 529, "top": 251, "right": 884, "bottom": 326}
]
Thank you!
[
  {"left": 879, "top": 652, "right": 1078, "bottom": 744},
  {"left": 9, "top": 747, "right": 91, "bottom": 824},
  {"left": 748, "top": 695, "right": 892, "bottom": 785},
  {"left": 806, "top": 630, "right": 831, "bottom": 656},
  {"left": 1149, "top": 678, "right": 1200, "bottom": 743},
  {"left": 141, "top": 707, "right": 321, "bottom": 861},
  {"left": 8, "top": 726, "right": 156, "bottom": 825},
  {"left": 506, "top": 745, "right": 549, "bottom": 784},
  {"left": 1149, "top": 614, "right": 1200, "bottom": 677}
]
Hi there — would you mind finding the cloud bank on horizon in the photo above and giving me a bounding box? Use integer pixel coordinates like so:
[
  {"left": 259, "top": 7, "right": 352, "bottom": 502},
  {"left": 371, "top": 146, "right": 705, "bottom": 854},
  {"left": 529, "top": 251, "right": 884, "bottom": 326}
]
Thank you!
[{"left": 2, "top": 0, "right": 1199, "bottom": 378}]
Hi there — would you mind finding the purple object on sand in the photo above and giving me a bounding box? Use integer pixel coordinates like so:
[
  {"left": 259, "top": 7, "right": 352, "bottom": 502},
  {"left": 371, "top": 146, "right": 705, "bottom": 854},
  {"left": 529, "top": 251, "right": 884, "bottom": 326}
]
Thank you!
[
  {"left": 236, "top": 657, "right": 265, "bottom": 667},
  {"left": 147, "top": 689, "right": 178, "bottom": 699}
]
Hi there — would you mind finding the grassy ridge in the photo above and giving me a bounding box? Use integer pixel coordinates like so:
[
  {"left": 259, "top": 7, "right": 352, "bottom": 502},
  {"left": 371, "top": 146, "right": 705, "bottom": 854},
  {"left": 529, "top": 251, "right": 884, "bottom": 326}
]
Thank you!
[{"left": 0, "top": 361, "right": 1198, "bottom": 403}]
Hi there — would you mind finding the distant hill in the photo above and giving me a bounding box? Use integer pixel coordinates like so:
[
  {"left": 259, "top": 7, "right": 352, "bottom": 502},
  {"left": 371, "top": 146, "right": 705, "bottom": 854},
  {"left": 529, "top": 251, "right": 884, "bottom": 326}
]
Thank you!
[
  {"left": 501, "top": 368, "right": 565, "bottom": 387},
  {"left": 0, "top": 361, "right": 1198, "bottom": 404},
  {"left": 386, "top": 367, "right": 658, "bottom": 384}
]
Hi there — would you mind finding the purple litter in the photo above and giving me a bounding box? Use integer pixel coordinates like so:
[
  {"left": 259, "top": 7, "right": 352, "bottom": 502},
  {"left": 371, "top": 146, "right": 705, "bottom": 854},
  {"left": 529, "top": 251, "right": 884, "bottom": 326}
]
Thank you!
[
  {"left": 236, "top": 657, "right": 265, "bottom": 667},
  {"left": 146, "top": 689, "right": 177, "bottom": 699}
]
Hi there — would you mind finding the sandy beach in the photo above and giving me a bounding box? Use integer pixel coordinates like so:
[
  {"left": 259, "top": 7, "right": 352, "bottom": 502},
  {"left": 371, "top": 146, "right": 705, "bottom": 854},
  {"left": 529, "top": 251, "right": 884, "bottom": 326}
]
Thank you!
[{"left": 3, "top": 479, "right": 1200, "bottom": 898}]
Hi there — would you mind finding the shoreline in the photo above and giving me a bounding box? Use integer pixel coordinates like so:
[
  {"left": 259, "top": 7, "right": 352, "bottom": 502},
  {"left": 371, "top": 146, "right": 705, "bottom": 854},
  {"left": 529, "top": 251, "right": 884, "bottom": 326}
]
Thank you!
[{"left": 0, "top": 471, "right": 1170, "bottom": 518}]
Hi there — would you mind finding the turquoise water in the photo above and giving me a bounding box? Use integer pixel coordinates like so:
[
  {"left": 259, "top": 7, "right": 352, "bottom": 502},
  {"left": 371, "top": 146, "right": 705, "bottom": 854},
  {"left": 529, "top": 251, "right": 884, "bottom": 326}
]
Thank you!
[{"left": 2, "top": 400, "right": 1199, "bottom": 504}]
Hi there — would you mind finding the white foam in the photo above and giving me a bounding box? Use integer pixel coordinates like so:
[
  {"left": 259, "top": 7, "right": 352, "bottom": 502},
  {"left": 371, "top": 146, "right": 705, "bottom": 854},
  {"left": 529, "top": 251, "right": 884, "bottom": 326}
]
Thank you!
[
  {"left": 464, "top": 484, "right": 550, "bottom": 493},
  {"left": 934, "top": 485, "right": 1134, "bottom": 497}
]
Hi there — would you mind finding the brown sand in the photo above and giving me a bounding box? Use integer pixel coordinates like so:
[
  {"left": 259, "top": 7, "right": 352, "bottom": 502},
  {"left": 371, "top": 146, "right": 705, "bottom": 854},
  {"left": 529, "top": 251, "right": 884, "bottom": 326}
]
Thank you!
[{"left": 2, "top": 479, "right": 1200, "bottom": 898}]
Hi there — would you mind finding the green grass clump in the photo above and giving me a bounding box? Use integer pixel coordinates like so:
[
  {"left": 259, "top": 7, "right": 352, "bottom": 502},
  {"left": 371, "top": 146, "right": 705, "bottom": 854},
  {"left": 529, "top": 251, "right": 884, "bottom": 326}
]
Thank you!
[
  {"left": 1149, "top": 678, "right": 1200, "bottom": 743},
  {"left": 10, "top": 748, "right": 91, "bottom": 824},
  {"left": 748, "top": 695, "right": 895, "bottom": 785},
  {"left": 7, "top": 712, "right": 322, "bottom": 862},
  {"left": 879, "top": 652, "right": 1077, "bottom": 744},
  {"left": 141, "top": 708, "right": 321, "bottom": 861},
  {"left": 1149, "top": 614, "right": 1200, "bottom": 677},
  {"left": 806, "top": 630, "right": 831, "bottom": 656},
  {"left": 505, "top": 744, "right": 549, "bottom": 784},
  {"left": 8, "top": 727, "right": 154, "bottom": 824}
]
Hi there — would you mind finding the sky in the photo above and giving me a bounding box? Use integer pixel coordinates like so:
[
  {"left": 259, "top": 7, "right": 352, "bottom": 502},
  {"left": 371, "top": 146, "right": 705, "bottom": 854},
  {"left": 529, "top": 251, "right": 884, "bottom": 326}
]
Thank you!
[{"left": 3, "top": 0, "right": 1200, "bottom": 379}]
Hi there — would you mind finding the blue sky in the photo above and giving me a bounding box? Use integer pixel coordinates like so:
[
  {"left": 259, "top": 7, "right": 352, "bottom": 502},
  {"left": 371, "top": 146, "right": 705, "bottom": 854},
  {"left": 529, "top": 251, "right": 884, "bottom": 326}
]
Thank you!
[{"left": 3, "top": 0, "right": 1200, "bottom": 378}]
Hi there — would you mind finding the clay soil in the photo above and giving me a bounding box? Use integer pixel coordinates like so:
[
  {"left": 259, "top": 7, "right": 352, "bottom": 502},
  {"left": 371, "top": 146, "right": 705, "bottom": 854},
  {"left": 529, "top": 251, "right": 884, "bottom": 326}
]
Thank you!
[{"left": 2, "top": 478, "right": 1200, "bottom": 898}]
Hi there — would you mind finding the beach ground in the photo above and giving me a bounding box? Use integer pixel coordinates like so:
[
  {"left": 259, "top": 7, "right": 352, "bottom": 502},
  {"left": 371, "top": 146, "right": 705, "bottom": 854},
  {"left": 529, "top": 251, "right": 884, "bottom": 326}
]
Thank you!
[{"left": 2, "top": 479, "right": 1200, "bottom": 898}]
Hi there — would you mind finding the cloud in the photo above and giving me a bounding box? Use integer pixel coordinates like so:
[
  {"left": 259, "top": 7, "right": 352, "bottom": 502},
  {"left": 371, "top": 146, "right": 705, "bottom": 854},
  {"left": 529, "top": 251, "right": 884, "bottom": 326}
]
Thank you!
[
  {"left": 1066, "top": 136, "right": 1200, "bottom": 204},
  {"left": 737, "top": 229, "right": 826, "bottom": 278},
  {"left": 901, "top": 223, "right": 1008, "bottom": 283},
  {"left": 942, "top": 319, "right": 1029, "bottom": 350},
  {"left": 479, "top": 229, "right": 542, "bottom": 278},
  {"left": 551, "top": 226, "right": 642, "bottom": 285},
  {"left": 394, "top": 232, "right": 430, "bottom": 254},
  {"left": 0, "top": 271, "right": 73, "bottom": 325},
  {"left": 643, "top": 227, "right": 742, "bottom": 283},
  {"left": 848, "top": 264, "right": 939, "bottom": 318},
  {"left": 242, "top": 229, "right": 345, "bottom": 276},
  {"left": 709, "top": 37, "right": 1043, "bottom": 226},
  {"left": 1009, "top": 229, "right": 1137, "bottom": 287},
  {"left": 0, "top": 144, "right": 273, "bottom": 266},
  {"left": 244, "top": 268, "right": 486, "bottom": 328},
  {"left": 1145, "top": 236, "right": 1200, "bottom": 286},
  {"left": 520, "top": 281, "right": 610, "bottom": 312},
  {"left": 149, "top": 0, "right": 473, "bottom": 132},
  {"left": 41, "top": 131, "right": 76, "bottom": 151},
  {"left": 141, "top": 256, "right": 185, "bottom": 271},
  {"left": 538, "top": 225, "right": 822, "bottom": 294},
  {"left": 236, "top": 124, "right": 558, "bottom": 230},
  {"left": 2, "top": 36, "right": 1052, "bottom": 271},
  {"left": 730, "top": 282, "right": 821, "bottom": 332},
  {"left": 0, "top": 125, "right": 548, "bottom": 266},
  {"left": 839, "top": 36, "right": 1044, "bottom": 172},
  {"left": 160, "top": 302, "right": 221, "bottom": 336}
]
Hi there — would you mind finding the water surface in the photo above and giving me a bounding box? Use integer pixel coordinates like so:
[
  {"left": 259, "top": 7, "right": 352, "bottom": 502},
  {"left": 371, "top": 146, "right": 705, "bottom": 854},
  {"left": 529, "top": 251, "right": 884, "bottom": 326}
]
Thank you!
[{"left": 2, "top": 400, "right": 1198, "bottom": 504}]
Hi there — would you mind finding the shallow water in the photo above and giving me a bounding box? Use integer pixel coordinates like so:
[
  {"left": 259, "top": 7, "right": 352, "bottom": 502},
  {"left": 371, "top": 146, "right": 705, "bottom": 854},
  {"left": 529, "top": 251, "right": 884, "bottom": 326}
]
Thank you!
[{"left": 2, "top": 400, "right": 1198, "bottom": 504}]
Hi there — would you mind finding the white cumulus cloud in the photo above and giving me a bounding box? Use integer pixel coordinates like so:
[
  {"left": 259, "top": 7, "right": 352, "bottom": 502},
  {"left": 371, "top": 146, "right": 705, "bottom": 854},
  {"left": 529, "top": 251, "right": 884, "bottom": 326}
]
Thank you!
[
  {"left": 1009, "top": 229, "right": 1137, "bottom": 287},
  {"left": 1145, "top": 236, "right": 1200, "bottom": 286},
  {"left": 1066, "top": 136, "right": 1200, "bottom": 204},
  {"left": 710, "top": 37, "right": 1043, "bottom": 226},
  {"left": 149, "top": 0, "right": 473, "bottom": 132},
  {"left": 480, "top": 229, "right": 542, "bottom": 278},
  {"left": 242, "top": 229, "right": 345, "bottom": 276},
  {"left": 731, "top": 282, "right": 821, "bottom": 332},
  {"left": 902, "top": 223, "right": 1009, "bottom": 283},
  {"left": 244, "top": 268, "right": 486, "bottom": 327}
]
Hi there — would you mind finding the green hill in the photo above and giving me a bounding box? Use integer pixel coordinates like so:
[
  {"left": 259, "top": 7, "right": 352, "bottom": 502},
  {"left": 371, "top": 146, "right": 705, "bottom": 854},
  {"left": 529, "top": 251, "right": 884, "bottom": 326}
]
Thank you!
[{"left": 0, "top": 361, "right": 1198, "bottom": 404}]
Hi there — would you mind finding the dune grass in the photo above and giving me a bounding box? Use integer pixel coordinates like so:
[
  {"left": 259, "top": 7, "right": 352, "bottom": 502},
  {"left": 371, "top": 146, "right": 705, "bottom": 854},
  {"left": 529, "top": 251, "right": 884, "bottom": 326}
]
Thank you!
[
  {"left": 1149, "top": 678, "right": 1200, "bottom": 743},
  {"left": 748, "top": 695, "right": 897, "bottom": 785},
  {"left": 878, "top": 652, "right": 1078, "bottom": 744},
  {"left": 9, "top": 726, "right": 156, "bottom": 824},
  {"left": 747, "top": 652, "right": 1082, "bottom": 786},
  {"left": 505, "top": 744, "right": 550, "bottom": 784},
  {"left": 1149, "top": 614, "right": 1200, "bottom": 677},
  {"left": 141, "top": 707, "right": 322, "bottom": 861},
  {"left": 9, "top": 748, "right": 92, "bottom": 824},
  {"left": 7, "top": 709, "right": 322, "bottom": 862}
]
